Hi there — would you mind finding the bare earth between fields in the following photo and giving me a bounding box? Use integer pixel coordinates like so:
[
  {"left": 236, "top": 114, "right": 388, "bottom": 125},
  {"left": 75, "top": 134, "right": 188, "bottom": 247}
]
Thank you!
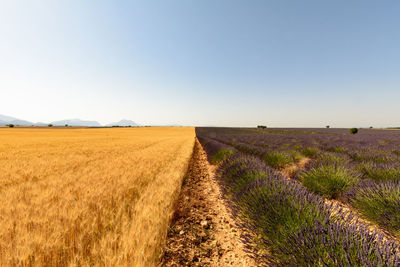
[{"left": 161, "top": 140, "right": 258, "bottom": 266}]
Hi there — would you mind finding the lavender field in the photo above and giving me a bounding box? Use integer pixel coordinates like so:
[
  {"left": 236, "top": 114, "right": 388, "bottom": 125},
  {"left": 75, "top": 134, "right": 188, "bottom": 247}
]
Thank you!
[{"left": 196, "top": 127, "right": 400, "bottom": 266}]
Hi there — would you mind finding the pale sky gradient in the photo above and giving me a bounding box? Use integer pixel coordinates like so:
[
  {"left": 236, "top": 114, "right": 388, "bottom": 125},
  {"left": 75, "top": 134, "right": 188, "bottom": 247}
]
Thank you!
[{"left": 1, "top": 1, "right": 399, "bottom": 127}]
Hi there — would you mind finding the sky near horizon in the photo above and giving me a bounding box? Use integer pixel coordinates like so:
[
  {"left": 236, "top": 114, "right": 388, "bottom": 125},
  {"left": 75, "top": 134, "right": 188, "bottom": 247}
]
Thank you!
[{"left": 1, "top": 1, "right": 399, "bottom": 127}]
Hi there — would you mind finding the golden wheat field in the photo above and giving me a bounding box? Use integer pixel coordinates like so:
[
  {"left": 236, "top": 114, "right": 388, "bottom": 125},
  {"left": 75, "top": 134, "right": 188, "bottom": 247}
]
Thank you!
[{"left": 0, "top": 127, "right": 194, "bottom": 266}]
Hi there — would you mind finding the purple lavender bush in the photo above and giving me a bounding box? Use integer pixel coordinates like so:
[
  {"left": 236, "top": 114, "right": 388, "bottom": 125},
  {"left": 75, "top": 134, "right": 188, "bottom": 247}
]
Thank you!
[
  {"left": 196, "top": 127, "right": 400, "bottom": 265},
  {"left": 214, "top": 152, "right": 400, "bottom": 265},
  {"left": 345, "top": 180, "right": 400, "bottom": 235},
  {"left": 197, "top": 135, "right": 236, "bottom": 164},
  {"left": 299, "top": 164, "right": 359, "bottom": 199},
  {"left": 357, "top": 162, "right": 400, "bottom": 182}
]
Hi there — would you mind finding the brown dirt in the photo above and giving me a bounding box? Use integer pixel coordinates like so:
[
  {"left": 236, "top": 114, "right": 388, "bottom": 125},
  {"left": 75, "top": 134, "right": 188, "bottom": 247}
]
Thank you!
[
  {"left": 280, "top": 157, "right": 310, "bottom": 178},
  {"left": 161, "top": 140, "right": 259, "bottom": 266}
]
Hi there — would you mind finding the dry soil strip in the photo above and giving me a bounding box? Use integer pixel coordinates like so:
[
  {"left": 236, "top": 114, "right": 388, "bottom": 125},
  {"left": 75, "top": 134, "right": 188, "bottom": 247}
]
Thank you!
[
  {"left": 161, "top": 139, "right": 258, "bottom": 266},
  {"left": 280, "top": 157, "right": 310, "bottom": 178}
]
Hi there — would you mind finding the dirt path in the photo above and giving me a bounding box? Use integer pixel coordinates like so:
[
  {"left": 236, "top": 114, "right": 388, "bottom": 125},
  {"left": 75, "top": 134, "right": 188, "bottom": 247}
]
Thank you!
[{"left": 161, "top": 140, "right": 258, "bottom": 266}]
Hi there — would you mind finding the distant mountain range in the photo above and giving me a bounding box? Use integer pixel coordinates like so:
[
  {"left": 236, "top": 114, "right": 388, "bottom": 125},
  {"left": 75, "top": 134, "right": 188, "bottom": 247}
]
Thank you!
[
  {"left": 0, "top": 114, "right": 139, "bottom": 127},
  {"left": 106, "top": 119, "right": 139, "bottom": 127},
  {"left": 0, "top": 114, "right": 183, "bottom": 127},
  {"left": 0, "top": 114, "right": 36, "bottom": 126}
]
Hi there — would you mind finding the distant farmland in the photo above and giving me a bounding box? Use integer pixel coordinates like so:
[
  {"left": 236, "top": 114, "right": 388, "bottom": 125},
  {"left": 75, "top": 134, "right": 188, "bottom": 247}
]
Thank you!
[{"left": 0, "top": 127, "right": 194, "bottom": 266}]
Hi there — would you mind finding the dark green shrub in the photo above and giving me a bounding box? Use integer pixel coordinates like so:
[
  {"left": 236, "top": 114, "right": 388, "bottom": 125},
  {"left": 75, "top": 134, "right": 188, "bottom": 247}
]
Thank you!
[
  {"left": 300, "top": 165, "right": 358, "bottom": 199},
  {"left": 257, "top": 125, "right": 267, "bottom": 129},
  {"left": 350, "top": 128, "right": 358, "bottom": 134},
  {"left": 7, "top": 124, "right": 14, "bottom": 128},
  {"left": 264, "top": 151, "right": 294, "bottom": 169},
  {"left": 48, "top": 124, "right": 53, "bottom": 127},
  {"left": 211, "top": 148, "right": 234, "bottom": 164}
]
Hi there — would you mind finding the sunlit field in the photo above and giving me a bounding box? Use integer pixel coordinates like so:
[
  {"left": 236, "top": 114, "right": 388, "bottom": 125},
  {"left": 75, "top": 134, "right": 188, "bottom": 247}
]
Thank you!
[{"left": 0, "top": 127, "right": 194, "bottom": 266}]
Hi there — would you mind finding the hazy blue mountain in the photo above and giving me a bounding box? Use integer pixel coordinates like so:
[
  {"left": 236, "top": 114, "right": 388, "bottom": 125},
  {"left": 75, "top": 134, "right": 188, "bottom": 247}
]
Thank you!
[
  {"left": 0, "top": 114, "right": 18, "bottom": 122},
  {"left": 51, "top": 119, "right": 102, "bottom": 127},
  {"left": 34, "top": 122, "right": 48, "bottom": 126},
  {"left": 10, "top": 119, "right": 35, "bottom": 125},
  {"left": 0, "top": 114, "right": 175, "bottom": 127},
  {"left": 0, "top": 114, "right": 33, "bottom": 125},
  {"left": 106, "top": 119, "right": 139, "bottom": 127}
]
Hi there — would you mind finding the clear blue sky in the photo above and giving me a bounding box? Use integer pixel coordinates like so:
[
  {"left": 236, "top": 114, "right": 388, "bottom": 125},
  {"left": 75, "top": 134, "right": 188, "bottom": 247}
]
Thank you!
[{"left": 1, "top": 1, "right": 399, "bottom": 127}]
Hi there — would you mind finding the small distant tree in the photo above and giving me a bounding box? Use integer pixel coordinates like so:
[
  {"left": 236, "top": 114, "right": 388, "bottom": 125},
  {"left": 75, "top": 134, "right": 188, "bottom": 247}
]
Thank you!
[
  {"left": 48, "top": 124, "right": 53, "bottom": 127},
  {"left": 65, "top": 124, "right": 68, "bottom": 127},
  {"left": 326, "top": 125, "right": 330, "bottom": 129},
  {"left": 369, "top": 126, "right": 373, "bottom": 129},
  {"left": 7, "top": 124, "right": 14, "bottom": 128},
  {"left": 257, "top": 125, "right": 267, "bottom": 129},
  {"left": 350, "top": 128, "right": 358, "bottom": 134}
]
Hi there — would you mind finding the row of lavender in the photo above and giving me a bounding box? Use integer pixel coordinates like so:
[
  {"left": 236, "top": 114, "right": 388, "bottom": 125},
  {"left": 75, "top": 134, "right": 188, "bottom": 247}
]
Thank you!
[
  {"left": 197, "top": 127, "right": 400, "bottom": 237},
  {"left": 196, "top": 128, "right": 400, "bottom": 266}
]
